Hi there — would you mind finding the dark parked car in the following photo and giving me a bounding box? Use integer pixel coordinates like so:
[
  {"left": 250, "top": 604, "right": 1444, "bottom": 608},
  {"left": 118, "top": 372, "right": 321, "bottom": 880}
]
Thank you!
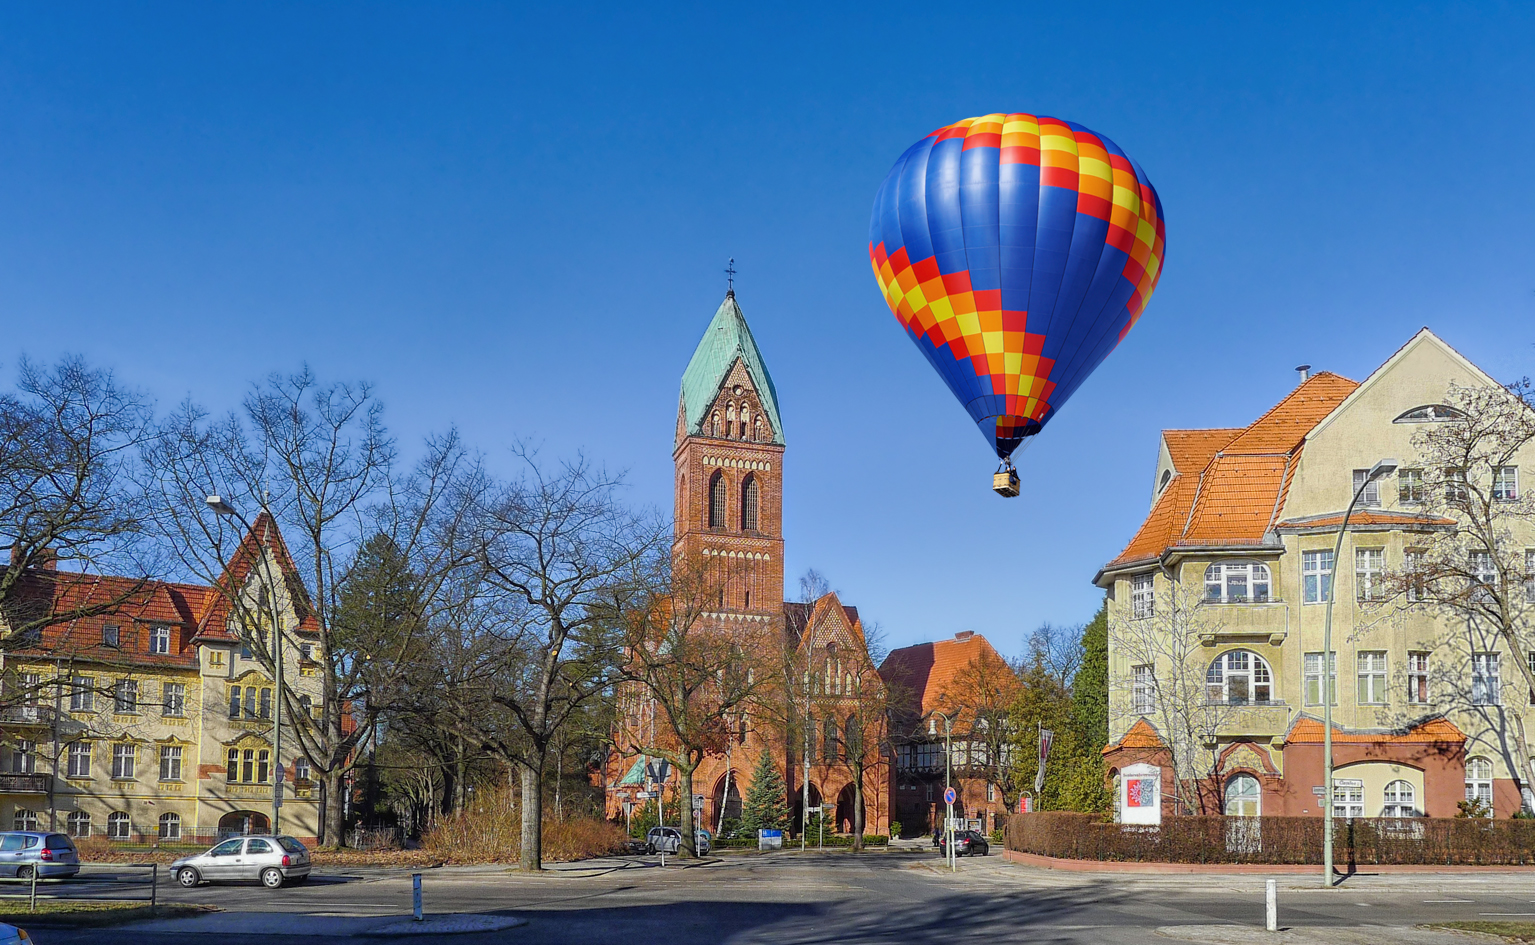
[{"left": 937, "top": 829, "right": 989, "bottom": 857}]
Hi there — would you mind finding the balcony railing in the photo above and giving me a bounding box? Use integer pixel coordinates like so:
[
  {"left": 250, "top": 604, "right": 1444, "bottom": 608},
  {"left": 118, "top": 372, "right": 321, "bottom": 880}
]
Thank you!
[{"left": 0, "top": 773, "right": 50, "bottom": 794}]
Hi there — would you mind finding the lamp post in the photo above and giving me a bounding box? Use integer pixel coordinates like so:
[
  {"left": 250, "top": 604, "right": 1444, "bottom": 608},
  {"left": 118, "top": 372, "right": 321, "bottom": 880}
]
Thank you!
[
  {"left": 207, "top": 495, "right": 285, "bottom": 835},
  {"left": 931, "top": 711, "right": 955, "bottom": 872},
  {"left": 1320, "top": 458, "right": 1397, "bottom": 887}
]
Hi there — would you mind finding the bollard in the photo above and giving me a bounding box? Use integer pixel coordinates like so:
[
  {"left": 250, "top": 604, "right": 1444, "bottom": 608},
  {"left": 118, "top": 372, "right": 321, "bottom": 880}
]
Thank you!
[
  {"left": 28, "top": 865, "right": 36, "bottom": 913},
  {"left": 1266, "top": 878, "right": 1277, "bottom": 932},
  {"left": 412, "top": 872, "right": 423, "bottom": 921}
]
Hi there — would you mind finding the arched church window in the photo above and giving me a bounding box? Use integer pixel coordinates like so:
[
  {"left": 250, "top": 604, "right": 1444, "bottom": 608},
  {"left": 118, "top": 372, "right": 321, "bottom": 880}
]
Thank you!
[
  {"left": 710, "top": 412, "right": 720, "bottom": 437},
  {"left": 708, "top": 471, "right": 726, "bottom": 529},
  {"left": 753, "top": 417, "right": 763, "bottom": 441},
  {"left": 741, "top": 475, "right": 759, "bottom": 531},
  {"left": 726, "top": 403, "right": 737, "bottom": 438}
]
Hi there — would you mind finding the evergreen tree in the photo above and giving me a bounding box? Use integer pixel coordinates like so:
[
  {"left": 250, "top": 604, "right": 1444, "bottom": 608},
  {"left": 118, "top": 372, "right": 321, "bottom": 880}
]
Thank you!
[
  {"left": 739, "top": 749, "right": 789, "bottom": 832},
  {"left": 1071, "top": 601, "right": 1108, "bottom": 753}
]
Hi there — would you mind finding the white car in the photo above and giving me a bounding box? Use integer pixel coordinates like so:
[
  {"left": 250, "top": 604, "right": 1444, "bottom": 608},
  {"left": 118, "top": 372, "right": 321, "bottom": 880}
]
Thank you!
[{"left": 644, "top": 826, "right": 711, "bottom": 855}]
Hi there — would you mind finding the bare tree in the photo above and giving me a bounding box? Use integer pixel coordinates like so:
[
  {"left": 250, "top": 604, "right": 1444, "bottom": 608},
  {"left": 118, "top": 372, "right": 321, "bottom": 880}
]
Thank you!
[
  {"left": 934, "top": 646, "right": 1024, "bottom": 814},
  {"left": 1111, "top": 575, "right": 1245, "bottom": 815},
  {"left": 470, "top": 449, "right": 666, "bottom": 870},
  {"left": 1386, "top": 380, "right": 1535, "bottom": 794},
  {"left": 619, "top": 551, "right": 778, "bottom": 857},
  {"left": 818, "top": 621, "right": 888, "bottom": 851}
]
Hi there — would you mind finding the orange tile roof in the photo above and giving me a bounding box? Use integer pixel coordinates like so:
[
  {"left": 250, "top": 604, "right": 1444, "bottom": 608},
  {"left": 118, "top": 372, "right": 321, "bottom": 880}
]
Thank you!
[
  {"left": 1103, "top": 373, "right": 1361, "bottom": 573},
  {"left": 1163, "top": 429, "right": 1242, "bottom": 471},
  {"left": 878, "top": 631, "right": 1012, "bottom": 717},
  {"left": 1286, "top": 716, "right": 1465, "bottom": 744},
  {"left": 1103, "top": 718, "right": 1164, "bottom": 754},
  {"left": 1275, "top": 510, "right": 1457, "bottom": 531}
]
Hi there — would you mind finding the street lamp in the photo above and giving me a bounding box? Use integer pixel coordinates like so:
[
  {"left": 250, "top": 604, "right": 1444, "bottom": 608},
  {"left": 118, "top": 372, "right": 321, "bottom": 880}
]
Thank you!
[
  {"left": 206, "top": 495, "right": 285, "bottom": 835},
  {"left": 930, "top": 711, "right": 955, "bottom": 872},
  {"left": 1320, "top": 458, "right": 1397, "bottom": 887}
]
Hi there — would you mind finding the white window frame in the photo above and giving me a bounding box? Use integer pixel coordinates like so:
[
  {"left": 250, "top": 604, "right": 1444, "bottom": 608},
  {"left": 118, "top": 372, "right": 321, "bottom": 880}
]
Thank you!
[
  {"left": 111, "top": 743, "right": 136, "bottom": 780},
  {"left": 69, "top": 677, "right": 94, "bottom": 713},
  {"left": 66, "top": 742, "right": 91, "bottom": 779},
  {"left": 8, "top": 739, "right": 35, "bottom": 775},
  {"left": 1525, "top": 550, "right": 1535, "bottom": 605},
  {"left": 1131, "top": 664, "right": 1154, "bottom": 715},
  {"left": 159, "top": 744, "right": 183, "bottom": 782},
  {"left": 1131, "top": 573, "right": 1154, "bottom": 619},
  {"left": 1356, "top": 651, "right": 1387, "bottom": 704},
  {"left": 162, "top": 683, "right": 185, "bottom": 717},
  {"left": 1355, "top": 548, "right": 1385, "bottom": 602},
  {"left": 1466, "top": 756, "right": 1494, "bottom": 813},
  {"left": 1203, "top": 562, "right": 1272, "bottom": 604},
  {"left": 12, "top": 809, "right": 37, "bottom": 832},
  {"left": 1405, "top": 550, "right": 1426, "bottom": 602},
  {"left": 1304, "top": 651, "right": 1337, "bottom": 706},
  {"left": 1382, "top": 780, "right": 1418, "bottom": 817},
  {"left": 1398, "top": 468, "right": 1425, "bottom": 504},
  {"left": 113, "top": 678, "right": 138, "bottom": 714},
  {"left": 1352, "top": 469, "right": 1381, "bottom": 507},
  {"left": 1302, "top": 550, "right": 1334, "bottom": 604},
  {"left": 106, "top": 811, "right": 130, "bottom": 841},
  {"left": 66, "top": 811, "right": 90, "bottom": 839},
  {"left": 1472, "top": 652, "right": 1501, "bottom": 706},
  {"left": 1494, "top": 466, "right": 1519, "bottom": 502},
  {"left": 1206, "top": 650, "right": 1274, "bottom": 705},
  {"left": 158, "top": 812, "right": 181, "bottom": 841},
  {"left": 149, "top": 625, "right": 171, "bottom": 655},
  {"left": 1407, "top": 652, "right": 1430, "bottom": 705},
  {"left": 1333, "top": 781, "right": 1364, "bottom": 819}
]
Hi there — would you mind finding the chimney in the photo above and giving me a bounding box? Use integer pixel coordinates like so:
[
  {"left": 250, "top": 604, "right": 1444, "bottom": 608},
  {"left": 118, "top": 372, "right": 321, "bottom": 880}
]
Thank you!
[
  {"left": 1295, "top": 364, "right": 1312, "bottom": 384},
  {"left": 11, "top": 546, "right": 57, "bottom": 569},
  {"left": 954, "top": 630, "right": 975, "bottom": 642}
]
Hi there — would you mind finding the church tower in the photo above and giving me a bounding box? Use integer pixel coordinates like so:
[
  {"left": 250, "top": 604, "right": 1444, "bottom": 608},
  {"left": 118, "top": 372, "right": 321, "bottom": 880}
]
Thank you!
[{"left": 673, "top": 290, "right": 785, "bottom": 625}]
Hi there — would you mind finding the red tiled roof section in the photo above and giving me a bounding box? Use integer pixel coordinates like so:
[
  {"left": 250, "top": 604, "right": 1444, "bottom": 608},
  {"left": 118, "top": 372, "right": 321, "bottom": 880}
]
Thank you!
[
  {"left": 1164, "top": 429, "right": 1241, "bottom": 471},
  {"left": 194, "top": 511, "right": 321, "bottom": 642},
  {"left": 1218, "top": 373, "right": 1359, "bottom": 454},
  {"left": 878, "top": 631, "right": 1009, "bottom": 717},
  {"left": 1109, "top": 472, "right": 1199, "bottom": 566},
  {"left": 8, "top": 570, "right": 204, "bottom": 668},
  {"left": 1103, "top": 718, "right": 1164, "bottom": 754},
  {"left": 1286, "top": 717, "right": 1465, "bottom": 744},
  {"left": 1179, "top": 454, "right": 1290, "bottom": 545}
]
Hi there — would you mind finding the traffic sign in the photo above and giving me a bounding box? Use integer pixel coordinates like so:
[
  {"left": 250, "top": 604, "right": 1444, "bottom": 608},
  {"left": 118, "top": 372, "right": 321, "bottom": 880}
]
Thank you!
[
  {"left": 692, "top": 794, "right": 704, "bottom": 811},
  {"left": 943, "top": 787, "right": 957, "bottom": 805}
]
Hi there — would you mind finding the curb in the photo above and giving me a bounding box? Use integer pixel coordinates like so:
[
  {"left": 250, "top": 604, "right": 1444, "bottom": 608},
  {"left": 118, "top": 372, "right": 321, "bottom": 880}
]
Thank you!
[{"left": 1001, "top": 848, "right": 1535, "bottom": 874}]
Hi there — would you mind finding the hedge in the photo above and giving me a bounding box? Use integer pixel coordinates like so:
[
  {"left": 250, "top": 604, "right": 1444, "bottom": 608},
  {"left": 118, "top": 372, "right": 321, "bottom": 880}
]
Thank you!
[
  {"left": 1006, "top": 812, "right": 1535, "bottom": 866},
  {"left": 713, "top": 834, "right": 889, "bottom": 850}
]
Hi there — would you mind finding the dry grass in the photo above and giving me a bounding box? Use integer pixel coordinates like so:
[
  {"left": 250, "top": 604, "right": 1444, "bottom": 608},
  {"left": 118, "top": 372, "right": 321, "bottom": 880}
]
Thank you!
[
  {"left": 1428, "top": 922, "right": 1535, "bottom": 942},
  {"left": 422, "top": 787, "right": 629, "bottom": 864}
]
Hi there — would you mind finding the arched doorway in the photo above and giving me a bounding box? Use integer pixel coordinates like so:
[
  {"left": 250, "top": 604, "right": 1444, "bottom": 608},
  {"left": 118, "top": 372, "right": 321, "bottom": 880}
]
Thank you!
[
  {"left": 218, "top": 811, "right": 270, "bottom": 839},
  {"left": 710, "top": 771, "right": 743, "bottom": 832},
  {"left": 792, "top": 784, "right": 823, "bottom": 833},
  {"left": 835, "top": 783, "right": 862, "bottom": 834}
]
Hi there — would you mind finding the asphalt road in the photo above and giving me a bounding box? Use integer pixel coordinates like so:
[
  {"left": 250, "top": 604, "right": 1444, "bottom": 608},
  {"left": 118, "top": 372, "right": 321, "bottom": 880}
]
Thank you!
[{"left": 14, "top": 850, "right": 1535, "bottom": 944}]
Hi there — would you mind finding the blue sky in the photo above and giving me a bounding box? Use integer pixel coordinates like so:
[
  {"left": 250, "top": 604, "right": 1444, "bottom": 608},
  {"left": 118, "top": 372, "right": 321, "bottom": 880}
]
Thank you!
[{"left": 3, "top": 3, "right": 1533, "bottom": 658}]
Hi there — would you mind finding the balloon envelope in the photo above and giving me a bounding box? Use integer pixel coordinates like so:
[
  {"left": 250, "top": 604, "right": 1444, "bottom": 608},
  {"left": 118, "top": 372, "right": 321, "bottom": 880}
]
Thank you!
[{"left": 869, "top": 114, "right": 1165, "bottom": 459}]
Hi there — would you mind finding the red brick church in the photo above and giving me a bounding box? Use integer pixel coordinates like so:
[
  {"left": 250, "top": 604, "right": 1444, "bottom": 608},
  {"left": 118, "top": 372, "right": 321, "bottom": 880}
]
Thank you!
[{"left": 604, "top": 290, "right": 890, "bottom": 837}]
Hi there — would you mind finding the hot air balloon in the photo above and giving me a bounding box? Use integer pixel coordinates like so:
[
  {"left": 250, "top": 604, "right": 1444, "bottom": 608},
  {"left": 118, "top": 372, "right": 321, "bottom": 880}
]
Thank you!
[{"left": 869, "top": 113, "right": 1165, "bottom": 497}]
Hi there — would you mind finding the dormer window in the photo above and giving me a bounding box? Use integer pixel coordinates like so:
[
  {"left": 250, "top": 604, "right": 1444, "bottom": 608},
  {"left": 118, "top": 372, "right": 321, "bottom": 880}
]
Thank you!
[
  {"left": 1394, "top": 404, "right": 1466, "bottom": 423},
  {"left": 149, "top": 626, "right": 171, "bottom": 655},
  {"left": 102, "top": 626, "right": 120, "bottom": 648},
  {"left": 1158, "top": 469, "right": 1172, "bottom": 494},
  {"left": 1204, "top": 562, "right": 1272, "bottom": 603}
]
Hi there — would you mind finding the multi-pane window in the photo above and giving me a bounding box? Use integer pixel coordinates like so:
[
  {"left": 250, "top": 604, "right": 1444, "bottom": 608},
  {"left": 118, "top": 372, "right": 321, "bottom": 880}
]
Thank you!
[
  {"left": 158, "top": 812, "right": 181, "bottom": 841},
  {"left": 1333, "top": 782, "right": 1364, "bottom": 819},
  {"left": 107, "top": 811, "right": 130, "bottom": 840},
  {"left": 66, "top": 811, "right": 90, "bottom": 838},
  {"left": 1494, "top": 466, "right": 1520, "bottom": 501},
  {"left": 111, "top": 743, "right": 136, "bottom": 780},
  {"left": 1357, "top": 651, "right": 1388, "bottom": 704},
  {"left": 1408, "top": 652, "right": 1431, "bottom": 704},
  {"left": 1131, "top": 664, "right": 1154, "bottom": 715},
  {"left": 149, "top": 625, "right": 171, "bottom": 655},
  {"left": 226, "top": 747, "right": 272, "bottom": 784},
  {"left": 707, "top": 471, "right": 725, "bottom": 529},
  {"left": 229, "top": 686, "right": 242, "bottom": 719},
  {"left": 13, "top": 810, "right": 36, "bottom": 832},
  {"left": 259, "top": 688, "right": 272, "bottom": 719},
  {"left": 69, "top": 677, "right": 94, "bottom": 713},
  {"left": 1206, "top": 650, "right": 1273, "bottom": 705},
  {"left": 740, "top": 475, "right": 759, "bottom": 531},
  {"left": 1472, "top": 652, "right": 1501, "bottom": 705},
  {"left": 1131, "top": 573, "right": 1154, "bottom": 619},
  {"left": 1466, "top": 756, "right": 1494, "bottom": 811},
  {"left": 7, "top": 740, "right": 35, "bottom": 774},
  {"left": 1352, "top": 469, "right": 1381, "bottom": 507},
  {"left": 1382, "top": 781, "right": 1417, "bottom": 818},
  {"left": 162, "top": 683, "right": 185, "bottom": 717},
  {"left": 1355, "top": 548, "right": 1385, "bottom": 602},
  {"left": 295, "top": 756, "right": 311, "bottom": 782},
  {"left": 159, "top": 745, "right": 182, "bottom": 781},
  {"left": 1525, "top": 550, "right": 1535, "bottom": 604},
  {"left": 1304, "top": 651, "right": 1337, "bottom": 705},
  {"left": 1445, "top": 468, "right": 1470, "bottom": 503},
  {"left": 1203, "top": 562, "right": 1272, "bottom": 603},
  {"left": 1470, "top": 551, "right": 1497, "bottom": 601},
  {"left": 1405, "top": 550, "right": 1426, "bottom": 602},
  {"left": 1398, "top": 468, "right": 1425, "bottom": 504},
  {"left": 112, "top": 679, "right": 138, "bottom": 714},
  {"left": 66, "top": 742, "right": 91, "bottom": 778},
  {"left": 1302, "top": 551, "right": 1334, "bottom": 604},
  {"left": 101, "top": 625, "right": 119, "bottom": 648}
]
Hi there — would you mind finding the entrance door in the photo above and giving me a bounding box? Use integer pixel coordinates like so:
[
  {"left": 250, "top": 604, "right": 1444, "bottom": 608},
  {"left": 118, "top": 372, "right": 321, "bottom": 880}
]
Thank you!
[{"left": 1224, "top": 775, "right": 1261, "bottom": 854}]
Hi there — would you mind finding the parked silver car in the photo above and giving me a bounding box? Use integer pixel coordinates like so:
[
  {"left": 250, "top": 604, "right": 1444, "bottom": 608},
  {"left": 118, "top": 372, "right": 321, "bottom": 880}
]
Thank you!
[
  {"left": 0, "top": 832, "right": 80, "bottom": 879},
  {"left": 171, "top": 835, "right": 311, "bottom": 888},
  {"left": 644, "top": 826, "right": 710, "bottom": 855}
]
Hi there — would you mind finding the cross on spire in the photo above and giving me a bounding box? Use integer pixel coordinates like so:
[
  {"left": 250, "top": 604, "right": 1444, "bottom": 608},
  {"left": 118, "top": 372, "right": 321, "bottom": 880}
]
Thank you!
[{"left": 725, "top": 258, "right": 737, "bottom": 296}]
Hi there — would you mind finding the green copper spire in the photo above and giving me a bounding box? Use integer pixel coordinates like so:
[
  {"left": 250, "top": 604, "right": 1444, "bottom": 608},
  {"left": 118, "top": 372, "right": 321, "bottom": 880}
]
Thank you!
[{"left": 678, "top": 292, "right": 784, "bottom": 445}]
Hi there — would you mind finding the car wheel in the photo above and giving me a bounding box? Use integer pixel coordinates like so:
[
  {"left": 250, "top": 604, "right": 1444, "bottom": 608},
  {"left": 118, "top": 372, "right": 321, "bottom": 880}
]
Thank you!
[
  {"left": 261, "top": 868, "right": 285, "bottom": 889},
  {"left": 177, "top": 868, "right": 201, "bottom": 888},
  {"left": 17, "top": 866, "right": 33, "bottom": 880}
]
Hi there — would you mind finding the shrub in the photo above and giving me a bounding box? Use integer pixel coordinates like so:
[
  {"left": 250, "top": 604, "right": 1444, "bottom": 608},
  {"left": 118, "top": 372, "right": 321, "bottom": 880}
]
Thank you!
[
  {"left": 888, "top": 821, "right": 903, "bottom": 839},
  {"left": 422, "top": 786, "right": 629, "bottom": 864},
  {"left": 1006, "top": 812, "right": 1535, "bottom": 866}
]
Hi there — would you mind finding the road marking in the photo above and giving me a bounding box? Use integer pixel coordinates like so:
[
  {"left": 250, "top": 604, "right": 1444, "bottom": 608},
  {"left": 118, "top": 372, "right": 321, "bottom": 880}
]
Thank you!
[
  {"left": 1424, "top": 899, "right": 1473, "bottom": 903},
  {"left": 1480, "top": 913, "right": 1535, "bottom": 916}
]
